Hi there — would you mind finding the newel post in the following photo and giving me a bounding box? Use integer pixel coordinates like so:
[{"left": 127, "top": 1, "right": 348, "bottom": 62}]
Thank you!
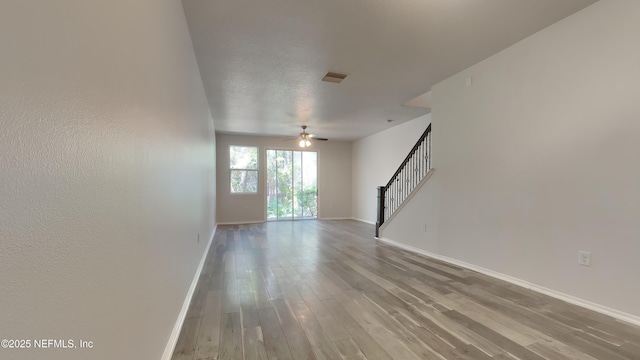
[{"left": 375, "top": 186, "right": 385, "bottom": 238}]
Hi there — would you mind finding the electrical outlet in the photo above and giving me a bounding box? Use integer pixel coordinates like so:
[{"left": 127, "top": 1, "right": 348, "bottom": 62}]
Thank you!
[
  {"left": 422, "top": 223, "right": 427, "bottom": 232},
  {"left": 578, "top": 251, "right": 591, "bottom": 266}
]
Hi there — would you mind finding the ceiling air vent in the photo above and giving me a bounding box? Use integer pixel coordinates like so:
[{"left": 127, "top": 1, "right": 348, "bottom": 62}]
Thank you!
[{"left": 321, "top": 72, "right": 348, "bottom": 83}]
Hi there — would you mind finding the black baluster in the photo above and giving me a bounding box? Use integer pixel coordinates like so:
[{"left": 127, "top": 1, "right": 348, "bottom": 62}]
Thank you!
[{"left": 376, "top": 186, "right": 385, "bottom": 238}]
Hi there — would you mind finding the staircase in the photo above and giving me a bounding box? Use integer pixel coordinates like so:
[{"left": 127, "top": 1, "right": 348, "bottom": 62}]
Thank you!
[{"left": 375, "top": 124, "right": 432, "bottom": 237}]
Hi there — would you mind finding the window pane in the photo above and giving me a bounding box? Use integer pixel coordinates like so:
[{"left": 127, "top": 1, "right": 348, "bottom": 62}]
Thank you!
[
  {"left": 302, "top": 151, "right": 317, "bottom": 217},
  {"left": 230, "top": 146, "right": 258, "bottom": 169},
  {"left": 276, "top": 150, "right": 292, "bottom": 218},
  {"left": 230, "top": 170, "right": 258, "bottom": 193},
  {"left": 293, "top": 151, "right": 303, "bottom": 218}
]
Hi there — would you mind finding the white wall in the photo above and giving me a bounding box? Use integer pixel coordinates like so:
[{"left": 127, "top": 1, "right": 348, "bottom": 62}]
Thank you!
[
  {"left": 0, "top": 1, "right": 216, "bottom": 359},
  {"left": 351, "top": 114, "right": 431, "bottom": 223},
  {"left": 383, "top": 0, "right": 640, "bottom": 319},
  {"left": 216, "top": 134, "right": 352, "bottom": 223},
  {"left": 381, "top": 172, "right": 440, "bottom": 253}
]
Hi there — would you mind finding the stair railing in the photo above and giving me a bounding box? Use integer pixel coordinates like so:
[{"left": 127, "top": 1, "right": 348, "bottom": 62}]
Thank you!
[{"left": 375, "top": 124, "right": 431, "bottom": 237}]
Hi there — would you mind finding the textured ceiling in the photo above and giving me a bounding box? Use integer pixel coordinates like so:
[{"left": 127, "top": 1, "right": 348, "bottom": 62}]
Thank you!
[{"left": 182, "top": 0, "right": 597, "bottom": 141}]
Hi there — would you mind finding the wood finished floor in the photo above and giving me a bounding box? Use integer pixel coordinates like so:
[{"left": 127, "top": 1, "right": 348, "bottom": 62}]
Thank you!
[{"left": 172, "top": 220, "right": 640, "bottom": 360}]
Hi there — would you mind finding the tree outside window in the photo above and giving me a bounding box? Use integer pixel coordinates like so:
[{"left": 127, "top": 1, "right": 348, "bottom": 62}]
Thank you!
[{"left": 230, "top": 146, "right": 258, "bottom": 193}]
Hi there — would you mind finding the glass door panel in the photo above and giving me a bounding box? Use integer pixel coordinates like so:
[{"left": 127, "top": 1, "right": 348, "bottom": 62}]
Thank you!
[
  {"left": 266, "top": 150, "right": 277, "bottom": 220},
  {"left": 266, "top": 149, "right": 317, "bottom": 220},
  {"left": 301, "top": 151, "right": 317, "bottom": 218},
  {"left": 276, "top": 150, "right": 292, "bottom": 219},
  {"left": 293, "top": 151, "right": 303, "bottom": 218}
]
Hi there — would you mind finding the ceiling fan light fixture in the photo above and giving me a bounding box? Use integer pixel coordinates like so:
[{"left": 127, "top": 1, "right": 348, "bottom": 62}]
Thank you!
[
  {"left": 296, "top": 125, "right": 324, "bottom": 147},
  {"left": 299, "top": 137, "right": 311, "bottom": 148}
]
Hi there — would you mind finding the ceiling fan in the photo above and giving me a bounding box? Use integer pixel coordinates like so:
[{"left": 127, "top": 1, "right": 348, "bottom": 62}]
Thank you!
[{"left": 297, "top": 125, "right": 328, "bottom": 148}]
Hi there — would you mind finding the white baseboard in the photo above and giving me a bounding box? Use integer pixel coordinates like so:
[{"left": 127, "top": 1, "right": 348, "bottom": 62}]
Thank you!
[
  {"left": 320, "top": 217, "right": 353, "bottom": 221},
  {"left": 352, "top": 217, "right": 375, "bottom": 225},
  {"left": 378, "top": 236, "right": 640, "bottom": 327},
  {"left": 217, "top": 220, "right": 264, "bottom": 225},
  {"left": 162, "top": 225, "right": 217, "bottom": 360}
]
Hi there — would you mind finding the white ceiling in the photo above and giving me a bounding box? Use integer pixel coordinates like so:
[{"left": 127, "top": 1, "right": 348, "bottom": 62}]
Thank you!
[{"left": 182, "top": 0, "right": 597, "bottom": 141}]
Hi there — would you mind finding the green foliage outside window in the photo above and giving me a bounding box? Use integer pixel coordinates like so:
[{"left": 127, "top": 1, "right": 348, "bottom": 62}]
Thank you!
[
  {"left": 230, "top": 146, "right": 258, "bottom": 193},
  {"left": 266, "top": 149, "right": 317, "bottom": 219}
]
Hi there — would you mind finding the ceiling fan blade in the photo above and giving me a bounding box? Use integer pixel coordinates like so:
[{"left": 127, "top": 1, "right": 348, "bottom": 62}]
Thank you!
[
  {"left": 292, "top": 126, "right": 328, "bottom": 142},
  {"left": 308, "top": 133, "right": 326, "bottom": 138}
]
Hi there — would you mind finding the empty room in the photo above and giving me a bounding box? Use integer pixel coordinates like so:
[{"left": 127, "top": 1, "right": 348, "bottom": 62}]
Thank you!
[{"left": 2, "top": 1, "right": 640, "bottom": 359}]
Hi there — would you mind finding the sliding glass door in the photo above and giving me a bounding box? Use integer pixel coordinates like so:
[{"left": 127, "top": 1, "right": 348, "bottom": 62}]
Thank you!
[{"left": 266, "top": 149, "right": 317, "bottom": 220}]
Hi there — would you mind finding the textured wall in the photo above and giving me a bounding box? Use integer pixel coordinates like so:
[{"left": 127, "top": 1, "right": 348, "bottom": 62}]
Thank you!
[
  {"left": 0, "top": 1, "right": 216, "bottom": 359},
  {"left": 383, "top": 0, "right": 640, "bottom": 319},
  {"left": 216, "top": 134, "right": 352, "bottom": 223},
  {"left": 381, "top": 173, "right": 440, "bottom": 253}
]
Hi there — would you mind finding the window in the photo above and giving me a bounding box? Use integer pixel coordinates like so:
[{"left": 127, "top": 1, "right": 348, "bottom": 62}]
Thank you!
[{"left": 229, "top": 146, "right": 258, "bottom": 193}]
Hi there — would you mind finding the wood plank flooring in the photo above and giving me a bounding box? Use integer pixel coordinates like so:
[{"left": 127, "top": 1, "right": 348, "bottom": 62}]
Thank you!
[{"left": 172, "top": 220, "right": 640, "bottom": 360}]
